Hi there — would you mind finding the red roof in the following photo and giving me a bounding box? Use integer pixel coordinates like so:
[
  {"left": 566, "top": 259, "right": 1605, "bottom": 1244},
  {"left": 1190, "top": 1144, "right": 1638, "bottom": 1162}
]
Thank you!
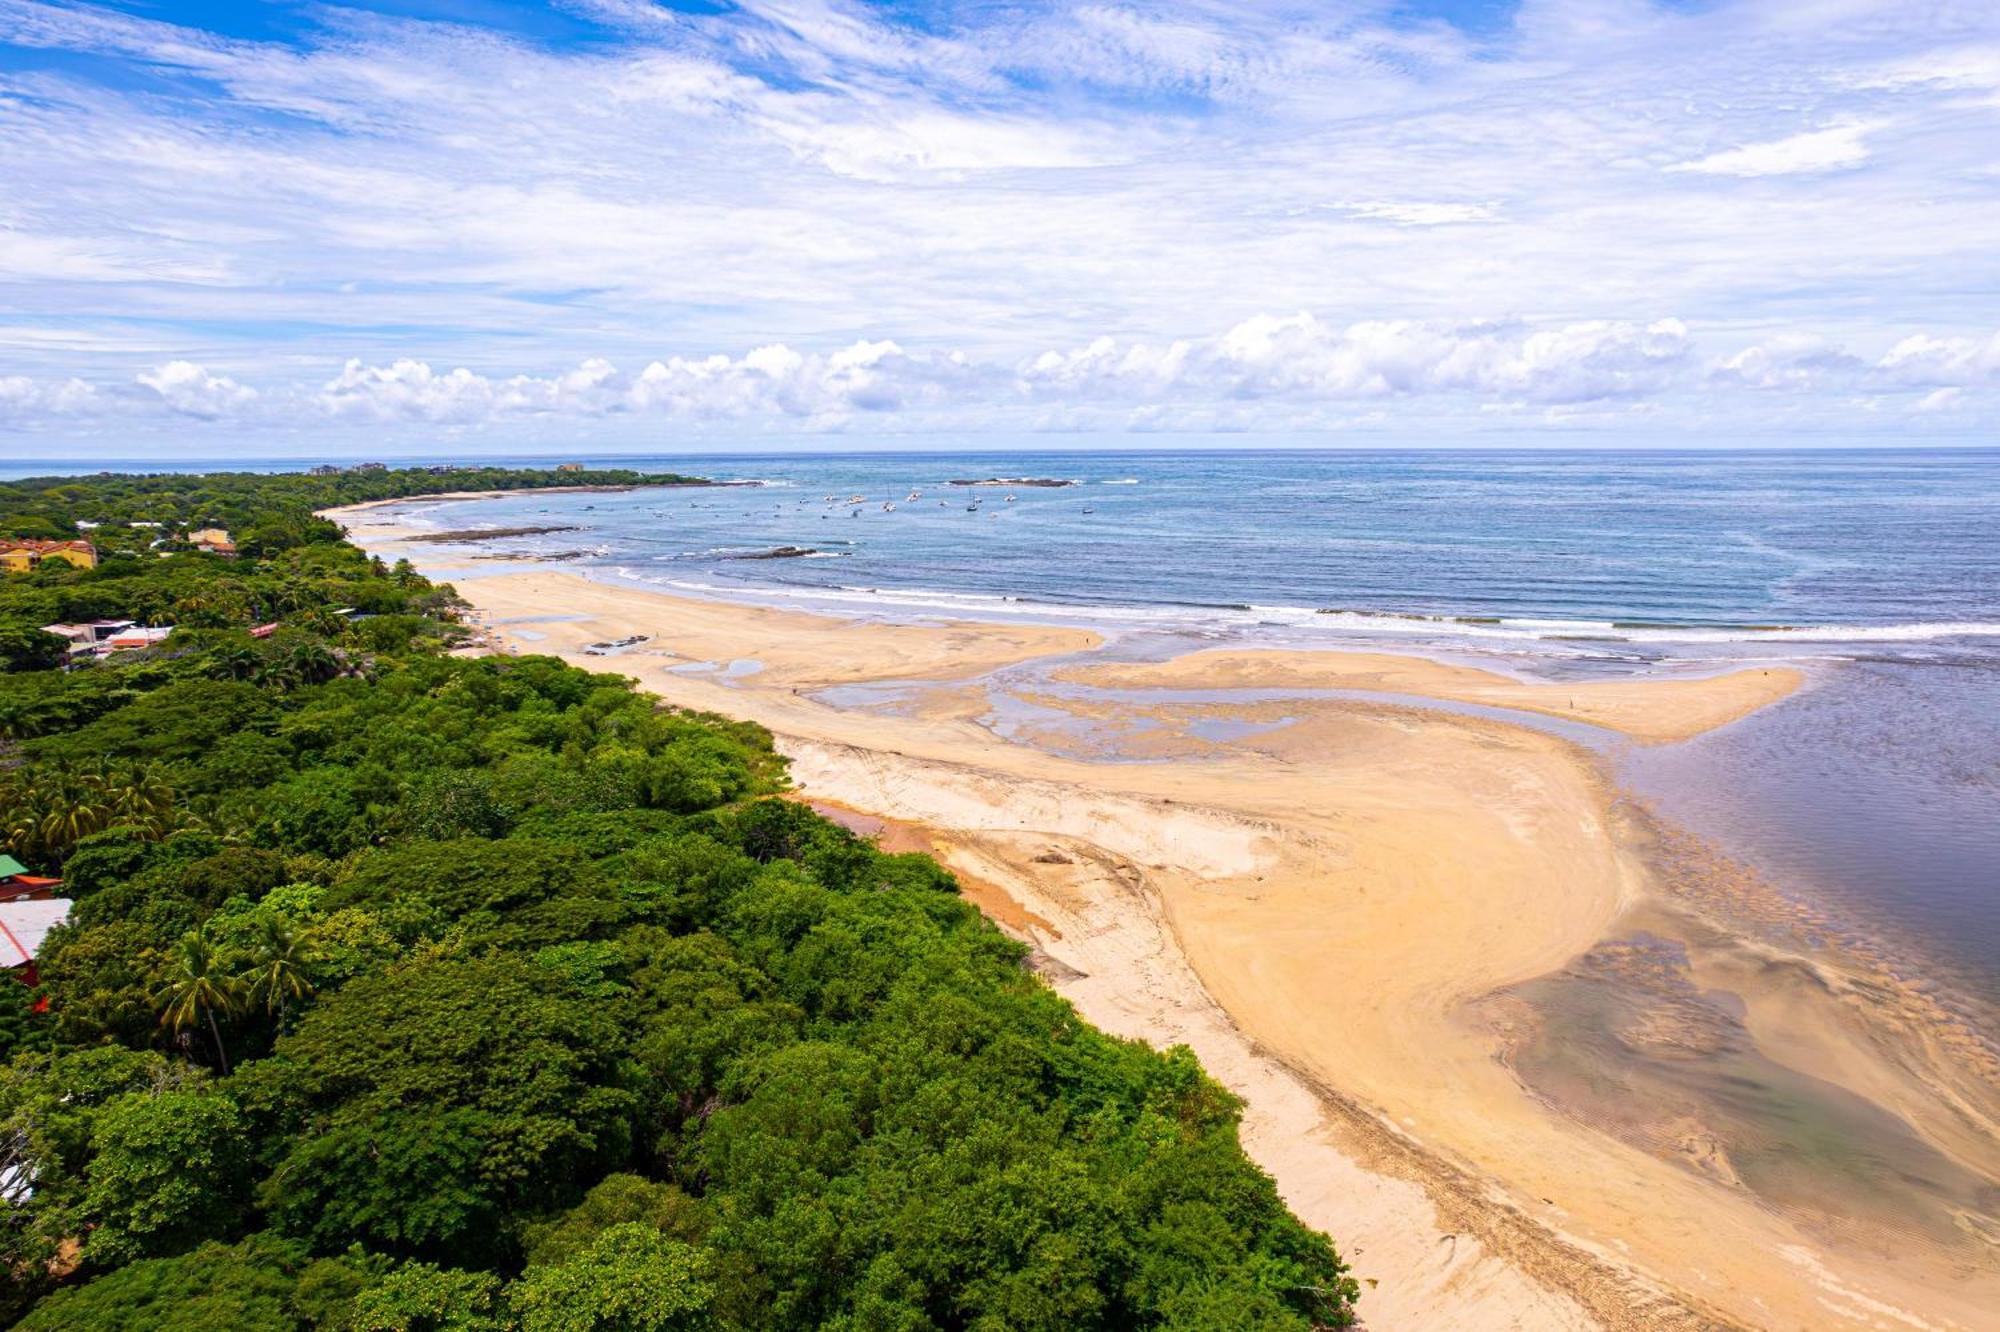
[{"left": 2, "top": 538, "right": 95, "bottom": 555}]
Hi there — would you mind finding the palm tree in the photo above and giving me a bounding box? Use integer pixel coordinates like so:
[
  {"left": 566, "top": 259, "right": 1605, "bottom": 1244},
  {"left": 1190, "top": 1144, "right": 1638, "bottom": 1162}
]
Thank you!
[
  {"left": 289, "top": 641, "right": 340, "bottom": 686},
  {"left": 157, "top": 928, "right": 243, "bottom": 1073},
  {"left": 213, "top": 644, "right": 262, "bottom": 681},
  {"left": 238, "top": 917, "right": 319, "bottom": 1023}
]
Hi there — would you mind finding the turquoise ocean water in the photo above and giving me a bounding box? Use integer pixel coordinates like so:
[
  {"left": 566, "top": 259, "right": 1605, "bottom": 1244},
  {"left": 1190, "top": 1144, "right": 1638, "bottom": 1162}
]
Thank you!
[
  {"left": 381, "top": 448, "right": 2000, "bottom": 1014},
  {"left": 10, "top": 448, "right": 1998, "bottom": 1005}
]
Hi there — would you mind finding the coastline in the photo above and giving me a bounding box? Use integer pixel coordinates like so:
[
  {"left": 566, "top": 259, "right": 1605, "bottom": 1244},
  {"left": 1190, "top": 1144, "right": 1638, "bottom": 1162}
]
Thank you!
[{"left": 328, "top": 499, "right": 2000, "bottom": 1331}]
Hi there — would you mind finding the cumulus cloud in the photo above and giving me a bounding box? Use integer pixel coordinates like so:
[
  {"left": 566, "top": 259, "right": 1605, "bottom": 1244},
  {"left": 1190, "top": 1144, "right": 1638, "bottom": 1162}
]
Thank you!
[
  {"left": 1669, "top": 123, "right": 1880, "bottom": 178},
  {"left": 1023, "top": 314, "right": 1694, "bottom": 405},
  {"left": 318, "top": 340, "right": 977, "bottom": 424},
  {"left": 0, "top": 317, "right": 1994, "bottom": 437},
  {"left": 137, "top": 360, "right": 258, "bottom": 418},
  {"left": 1, "top": 0, "right": 1997, "bottom": 443},
  {"left": 0, "top": 374, "right": 100, "bottom": 420},
  {"left": 1709, "top": 336, "right": 1865, "bottom": 390},
  {"left": 1874, "top": 331, "right": 2000, "bottom": 387}
]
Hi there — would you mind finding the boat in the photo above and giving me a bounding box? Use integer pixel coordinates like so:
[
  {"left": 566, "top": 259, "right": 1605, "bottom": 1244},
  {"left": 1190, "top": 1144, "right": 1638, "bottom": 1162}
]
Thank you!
[{"left": 1005, "top": 493, "right": 1016, "bottom": 502}]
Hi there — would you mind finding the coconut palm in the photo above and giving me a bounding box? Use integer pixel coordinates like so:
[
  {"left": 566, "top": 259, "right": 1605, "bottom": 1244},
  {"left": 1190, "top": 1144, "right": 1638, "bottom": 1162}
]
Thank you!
[
  {"left": 156, "top": 927, "right": 244, "bottom": 1073},
  {"left": 238, "top": 917, "right": 319, "bottom": 1022},
  {"left": 212, "top": 643, "right": 263, "bottom": 681},
  {"left": 289, "top": 640, "right": 341, "bottom": 686}
]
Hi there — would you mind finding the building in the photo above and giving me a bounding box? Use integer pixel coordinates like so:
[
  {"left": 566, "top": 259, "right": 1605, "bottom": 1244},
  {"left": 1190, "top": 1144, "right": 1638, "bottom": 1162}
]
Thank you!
[
  {"left": 352, "top": 461, "right": 388, "bottom": 474},
  {"left": 188, "top": 527, "right": 237, "bottom": 556},
  {"left": 41, "top": 619, "right": 135, "bottom": 646},
  {"left": 557, "top": 462, "right": 585, "bottom": 473},
  {"left": 0, "top": 856, "right": 62, "bottom": 904},
  {"left": 0, "top": 898, "right": 72, "bottom": 990},
  {"left": 0, "top": 538, "right": 97, "bottom": 574},
  {"left": 39, "top": 619, "right": 170, "bottom": 658},
  {"left": 309, "top": 464, "right": 342, "bottom": 476},
  {"left": 102, "top": 625, "right": 173, "bottom": 653}
]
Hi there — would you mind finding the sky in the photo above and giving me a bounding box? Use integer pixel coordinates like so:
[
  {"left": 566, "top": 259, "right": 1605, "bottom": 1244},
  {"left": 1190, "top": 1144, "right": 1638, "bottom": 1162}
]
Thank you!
[{"left": 0, "top": 0, "right": 1996, "bottom": 456}]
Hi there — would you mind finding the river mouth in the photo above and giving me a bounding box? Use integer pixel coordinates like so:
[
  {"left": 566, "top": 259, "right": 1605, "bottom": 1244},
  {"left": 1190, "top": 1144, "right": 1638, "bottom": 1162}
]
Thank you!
[
  {"left": 930, "top": 670, "right": 2000, "bottom": 1277},
  {"left": 1482, "top": 922, "right": 2000, "bottom": 1265}
]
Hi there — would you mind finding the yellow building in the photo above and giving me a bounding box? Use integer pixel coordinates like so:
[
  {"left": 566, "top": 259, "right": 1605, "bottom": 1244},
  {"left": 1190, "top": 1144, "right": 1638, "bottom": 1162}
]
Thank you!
[{"left": 1, "top": 539, "right": 97, "bottom": 573}]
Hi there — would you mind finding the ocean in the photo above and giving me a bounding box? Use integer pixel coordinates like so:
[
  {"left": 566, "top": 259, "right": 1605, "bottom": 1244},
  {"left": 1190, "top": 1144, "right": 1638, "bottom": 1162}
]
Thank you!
[{"left": 377, "top": 448, "right": 2000, "bottom": 1014}]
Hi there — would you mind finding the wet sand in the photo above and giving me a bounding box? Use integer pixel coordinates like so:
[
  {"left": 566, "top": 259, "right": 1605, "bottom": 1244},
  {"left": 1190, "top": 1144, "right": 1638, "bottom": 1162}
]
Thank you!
[
  {"left": 1057, "top": 648, "right": 1804, "bottom": 743},
  {"left": 327, "top": 510, "right": 2000, "bottom": 1332}
]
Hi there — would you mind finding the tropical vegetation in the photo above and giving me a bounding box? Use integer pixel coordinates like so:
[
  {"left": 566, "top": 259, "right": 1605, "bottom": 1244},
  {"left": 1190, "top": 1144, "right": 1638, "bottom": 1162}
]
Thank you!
[{"left": 0, "top": 468, "right": 1357, "bottom": 1329}]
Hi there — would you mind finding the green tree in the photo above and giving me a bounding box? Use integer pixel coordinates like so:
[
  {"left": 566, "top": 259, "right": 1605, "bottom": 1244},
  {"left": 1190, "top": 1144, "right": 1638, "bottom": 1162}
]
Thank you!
[
  {"left": 80, "top": 1085, "right": 249, "bottom": 1266},
  {"left": 0, "top": 624, "right": 68, "bottom": 673},
  {"left": 236, "top": 916, "right": 321, "bottom": 1021},
  {"left": 521, "top": 1174, "right": 705, "bottom": 1268},
  {"left": 512, "top": 1224, "right": 716, "bottom": 1332},
  {"left": 156, "top": 926, "right": 244, "bottom": 1072},
  {"left": 348, "top": 1262, "right": 505, "bottom": 1332},
  {"left": 11, "top": 1233, "right": 313, "bottom": 1332},
  {"left": 255, "top": 953, "right": 637, "bottom": 1259}
]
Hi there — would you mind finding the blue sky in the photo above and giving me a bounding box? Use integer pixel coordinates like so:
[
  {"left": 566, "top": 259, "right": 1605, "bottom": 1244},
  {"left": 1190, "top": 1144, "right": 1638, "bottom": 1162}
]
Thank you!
[{"left": 1, "top": 0, "right": 1996, "bottom": 454}]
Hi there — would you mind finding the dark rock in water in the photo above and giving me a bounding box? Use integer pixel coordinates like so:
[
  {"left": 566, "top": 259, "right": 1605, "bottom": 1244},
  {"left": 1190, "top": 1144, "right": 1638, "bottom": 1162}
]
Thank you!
[
  {"left": 947, "top": 477, "right": 1075, "bottom": 487},
  {"left": 727, "top": 546, "right": 820, "bottom": 560}
]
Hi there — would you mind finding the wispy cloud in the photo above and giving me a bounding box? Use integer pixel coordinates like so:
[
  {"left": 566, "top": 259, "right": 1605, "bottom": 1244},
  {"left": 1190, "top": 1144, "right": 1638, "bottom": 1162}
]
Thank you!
[
  {"left": 1668, "top": 123, "right": 1880, "bottom": 178},
  {"left": 0, "top": 0, "right": 1995, "bottom": 447}
]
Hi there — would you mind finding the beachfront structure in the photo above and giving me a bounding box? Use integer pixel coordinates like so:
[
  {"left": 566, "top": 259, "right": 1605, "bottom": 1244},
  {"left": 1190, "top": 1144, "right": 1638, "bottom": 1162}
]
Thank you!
[
  {"left": 0, "top": 856, "right": 62, "bottom": 905},
  {"left": 102, "top": 625, "right": 173, "bottom": 652},
  {"left": 309, "top": 464, "right": 342, "bottom": 476},
  {"left": 39, "top": 619, "right": 171, "bottom": 658},
  {"left": 41, "top": 619, "right": 134, "bottom": 644},
  {"left": 353, "top": 462, "right": 388, "bottom": 473},
  {"left": 0, "top": 898, "right": 71, "bottom": 989},
  {"left": 1, "top": 538, "right": 97, "bottom": 574},
  {"left": 557, "top": 462, "right": 585, "bottom": 473}
]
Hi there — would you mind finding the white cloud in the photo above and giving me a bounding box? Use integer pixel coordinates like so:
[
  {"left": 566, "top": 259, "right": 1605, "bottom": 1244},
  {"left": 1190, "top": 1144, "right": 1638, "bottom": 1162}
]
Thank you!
[
  {"left": 0, "top": 316, "right": 1990, "bottom": 438},
  {"left": 1668, "top": 123, "right": 1880, "bottom": 177},
  {"left": 1340, "top": 202, "right": 1499, "bottom": 227},
  {"left": 137, "top": 360, "right": 257, "bottom": 418},
  {"left": 319, "top": 359, "right": 501, "bottom": 424},
  {"left": 1025, "top": 314, "right": 1693, "bottom": 405},
  {"left": 1913, "top": 387, "right": 1966, "bottom": 413},
  {"left": 1874, "top": 331, "right": 2000, "bottom": 387},
  {"left": 0, "top": 373, "right": 98, "bottom": 421},
  {"left": 1710, "top": 335, "right": 1865, "bottom": 390},
  {"left": 0, "top": 0, "right": 1995, "bottom": 443},
  {"left": 318, "top": 339, "right": 977, "bottom": 425}
]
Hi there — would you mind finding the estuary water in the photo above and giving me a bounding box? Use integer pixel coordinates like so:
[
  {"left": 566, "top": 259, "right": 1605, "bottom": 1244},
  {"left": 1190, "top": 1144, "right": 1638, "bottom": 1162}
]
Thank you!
[{"left": 386, "top": 448, "right": 2000, "bottom": 1008}]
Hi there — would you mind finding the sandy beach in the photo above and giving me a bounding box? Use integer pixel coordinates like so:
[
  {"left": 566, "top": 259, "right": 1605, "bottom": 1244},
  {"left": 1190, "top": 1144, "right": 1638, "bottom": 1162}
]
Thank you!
[
  {"left": 329, "top": 504, "right": 2000, "bottom": 1332},
  {"left": 1057, "top": 648, "right": 1804, "bottom": 743}
]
